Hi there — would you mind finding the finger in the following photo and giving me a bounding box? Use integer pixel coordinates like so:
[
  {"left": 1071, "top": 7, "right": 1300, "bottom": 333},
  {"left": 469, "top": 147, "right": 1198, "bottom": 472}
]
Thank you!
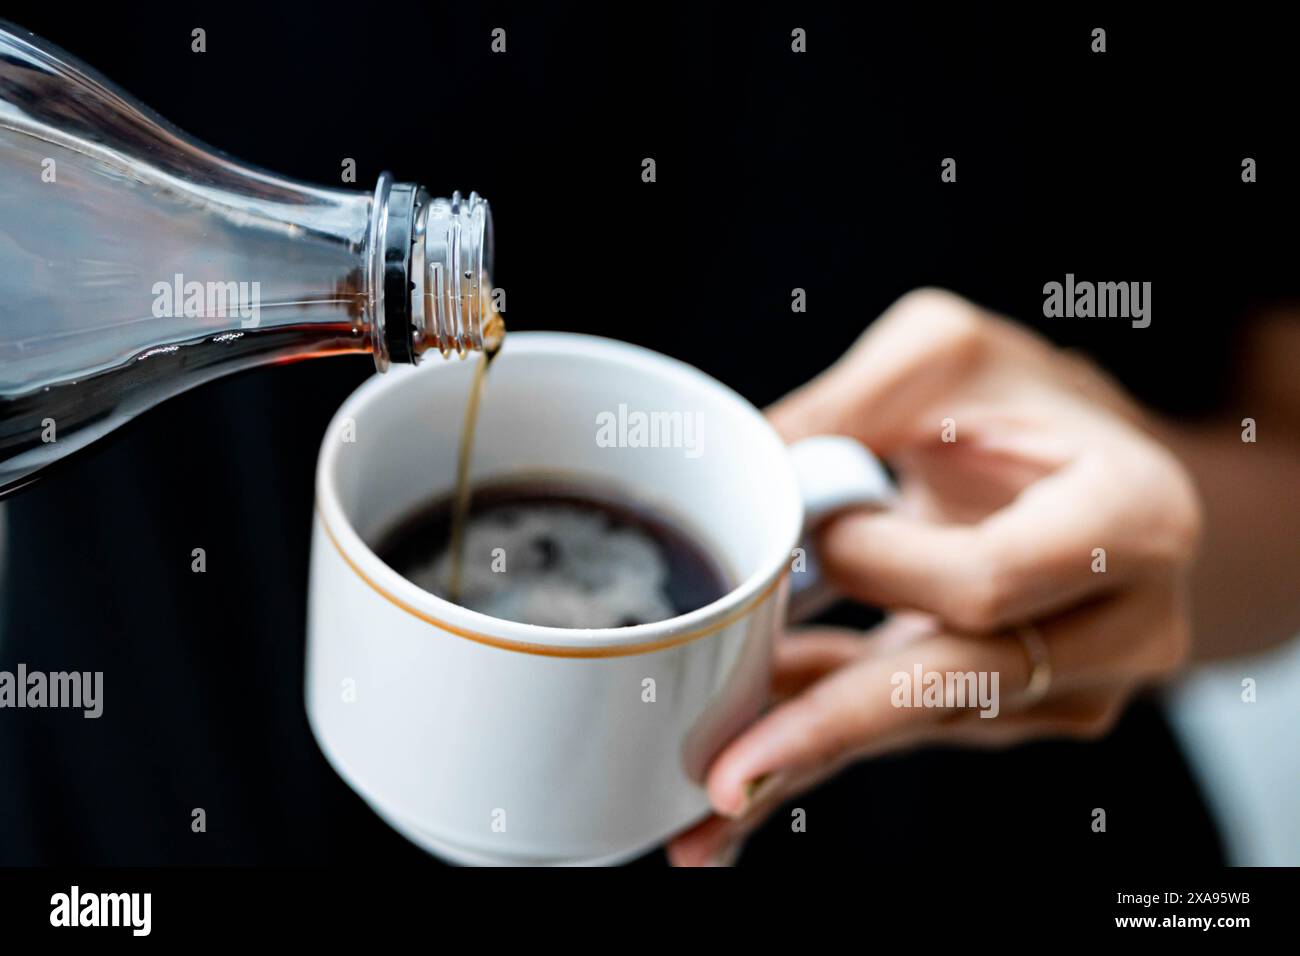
[
  {"left": 772, "top": 617, "right": 938, "bottom": 699},
  {"left": 666, "top": 813, "right": 737, "bottom": 867},
  {"left": 703, "top": 581, "right": 1189, "bottom": 819},
  {"left": 668, "top": 763, "right": 836, "bottom": 866},
  {"left": 767, "top": 289, "right": 991, "bottom": 452},
  {"left": 1013, "top": 584, "right": 1190, "bottom": 692},
  {"left": 704, "top": 630, "right": 1034, "bottom": 817},
  {"left": 704, "top": 589, "right": 1182, "bottom": 817},
  {"left": 770, "top": 628, "right": 868, "bottom": 699},
  {"left": 683, "top": 685, "right": 1128, "bottom": 869},
  {"left": 921, "top": 686, "right": 1133, "bottom": 748},
  {"left": 816, "top": 457, "right": 1159, "bottom": 633}
]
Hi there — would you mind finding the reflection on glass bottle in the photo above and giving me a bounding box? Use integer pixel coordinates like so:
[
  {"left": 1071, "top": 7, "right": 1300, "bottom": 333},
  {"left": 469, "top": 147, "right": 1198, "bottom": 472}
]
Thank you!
[{"left": 0, "top": 21, "right": 495, "bottom": 494}]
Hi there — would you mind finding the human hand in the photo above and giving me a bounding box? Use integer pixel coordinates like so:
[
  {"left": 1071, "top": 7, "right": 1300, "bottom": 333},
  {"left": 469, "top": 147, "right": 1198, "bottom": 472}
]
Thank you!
[{"left": 668, "top": 288, "right": 1203, "bottom": 866}]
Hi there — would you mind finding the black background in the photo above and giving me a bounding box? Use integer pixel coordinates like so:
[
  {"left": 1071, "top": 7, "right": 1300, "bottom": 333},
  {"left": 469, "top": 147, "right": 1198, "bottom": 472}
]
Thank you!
[{"left": 2, "top": 1, "right": 1294, "bottom": 871}]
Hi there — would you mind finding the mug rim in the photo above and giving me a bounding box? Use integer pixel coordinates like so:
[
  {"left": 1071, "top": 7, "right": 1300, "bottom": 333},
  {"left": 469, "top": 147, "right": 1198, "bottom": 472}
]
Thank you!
[{"left": 314, "top": 331, "right": 803, "bottom": 654}]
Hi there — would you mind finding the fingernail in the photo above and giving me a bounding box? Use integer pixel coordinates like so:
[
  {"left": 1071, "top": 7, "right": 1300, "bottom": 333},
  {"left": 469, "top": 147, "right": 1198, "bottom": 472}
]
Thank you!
[
  {"left": 705, "top": 840, "right": 741, "bottom": 867},
  {"left": 726, "top": 770, "right": 785, "bottom": 820}
]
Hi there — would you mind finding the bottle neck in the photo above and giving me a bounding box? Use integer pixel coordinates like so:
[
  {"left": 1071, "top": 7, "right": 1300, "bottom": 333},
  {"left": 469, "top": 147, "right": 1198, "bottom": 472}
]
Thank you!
[{"left": 368, "top": 175, "right": 494, "bottom": 370}]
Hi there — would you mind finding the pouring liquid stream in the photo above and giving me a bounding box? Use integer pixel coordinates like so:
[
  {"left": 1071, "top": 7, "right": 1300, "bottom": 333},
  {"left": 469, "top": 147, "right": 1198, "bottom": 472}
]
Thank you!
[{"left": 446, "top": 312, "right": 506, "bottom": 603}]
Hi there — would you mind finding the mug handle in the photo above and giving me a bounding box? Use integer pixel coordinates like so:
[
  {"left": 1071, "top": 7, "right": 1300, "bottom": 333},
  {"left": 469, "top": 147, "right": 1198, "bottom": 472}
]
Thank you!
[{"left": 786, "top": 435, "right": 897, "bottom": 622}]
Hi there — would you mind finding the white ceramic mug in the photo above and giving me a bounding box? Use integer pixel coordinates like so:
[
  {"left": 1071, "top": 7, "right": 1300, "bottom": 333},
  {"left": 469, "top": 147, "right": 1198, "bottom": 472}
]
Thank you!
[{"left": 306, "top": 332, "right": 891, "bottom": 865}]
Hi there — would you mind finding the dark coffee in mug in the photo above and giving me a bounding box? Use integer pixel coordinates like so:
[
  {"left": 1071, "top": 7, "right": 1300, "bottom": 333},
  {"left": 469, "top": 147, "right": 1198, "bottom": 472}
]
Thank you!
[{"left": 376, "top": 478, "right": 731, "bottom": 628}]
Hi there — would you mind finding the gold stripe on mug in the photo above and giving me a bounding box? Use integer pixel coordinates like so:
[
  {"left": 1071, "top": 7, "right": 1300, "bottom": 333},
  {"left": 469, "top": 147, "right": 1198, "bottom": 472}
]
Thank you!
[{"left": 315, "top": 505, "right": 787, "bottom": 658}]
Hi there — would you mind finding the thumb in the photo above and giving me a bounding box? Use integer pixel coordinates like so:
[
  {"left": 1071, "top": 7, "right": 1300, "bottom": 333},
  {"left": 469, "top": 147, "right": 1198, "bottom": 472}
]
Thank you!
[{"left": 766, "top": 289, "right": 991, "bottom": 451}]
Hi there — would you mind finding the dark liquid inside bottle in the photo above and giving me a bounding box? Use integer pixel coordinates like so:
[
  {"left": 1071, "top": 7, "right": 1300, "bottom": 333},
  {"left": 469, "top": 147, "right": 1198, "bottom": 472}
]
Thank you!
[
  {"left": 0, "top": 321, "right": 369, "bottom": 497},
  {"left": 1, "top": 26, "right": 495, "bottom": 496}
]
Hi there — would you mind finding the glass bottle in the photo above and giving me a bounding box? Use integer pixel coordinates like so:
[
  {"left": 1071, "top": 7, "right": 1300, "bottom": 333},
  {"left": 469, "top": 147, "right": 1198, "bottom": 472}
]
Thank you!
[{"left": 0, "top": 22, "right": 496, "bottom": 495}]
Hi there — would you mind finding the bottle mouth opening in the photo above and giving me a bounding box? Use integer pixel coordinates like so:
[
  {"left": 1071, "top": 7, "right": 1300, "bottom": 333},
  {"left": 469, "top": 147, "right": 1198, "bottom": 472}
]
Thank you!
[
  {"left": 416, "top": 189, "right": 494, "bottom": 361},
  {"left": 367, "top": 175, "right": 493, "bottom": 370}
]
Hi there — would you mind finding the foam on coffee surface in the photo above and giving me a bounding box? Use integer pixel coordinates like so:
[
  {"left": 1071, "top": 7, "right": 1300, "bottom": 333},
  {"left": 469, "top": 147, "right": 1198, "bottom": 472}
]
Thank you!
[{"left": 413, "top": 504, "right": 677, "bottom": 628}]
